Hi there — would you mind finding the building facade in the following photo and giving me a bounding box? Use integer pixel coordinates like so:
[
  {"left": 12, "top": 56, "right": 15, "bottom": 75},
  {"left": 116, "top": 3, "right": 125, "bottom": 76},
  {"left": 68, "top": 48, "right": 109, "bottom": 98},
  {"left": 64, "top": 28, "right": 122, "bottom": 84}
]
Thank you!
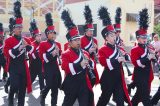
[
  {"left": 0, "top": 0, "right": 60, "bottom": 38},
  {"left": 59, "top": 0, "right": 154, "bottom": 48},
  {"left": 0, "top": 0, "right": 154, "bottom": 50}
]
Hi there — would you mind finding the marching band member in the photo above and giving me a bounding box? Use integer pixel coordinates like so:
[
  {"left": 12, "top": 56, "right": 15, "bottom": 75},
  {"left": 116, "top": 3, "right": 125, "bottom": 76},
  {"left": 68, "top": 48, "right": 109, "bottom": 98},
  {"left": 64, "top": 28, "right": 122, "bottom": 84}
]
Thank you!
[
  {"left": 112, "top": 7, "right": 132, "bottom": 103},
  {"left": 28, "top": 19, "right": 44, "bottom": 92},
  {"left": 114, "top": 7, "right": 131, "bottom": 69},
  {"left": 130, "top": 8, "right": 154, "bottom": 106},
  {"left": 4, "top": 17, "right": 15, "bottom": 94},
  {"left": 3, "top": 1, "right": 32, "bottom": 106},
  {"left": 61, "top": 9, "right": 96, "bottom": 106},
  {"left": 39, "top": 13, "right": 62, "bottom": 106},
  {"left": 97, "top": 6, "right": 131, "bottom": 106},
  {"left": 81, "top": 5, "right": 99, "bottom": 106},
  {"left": 81, "top": 5, "right": 99, "bottom": 85}
]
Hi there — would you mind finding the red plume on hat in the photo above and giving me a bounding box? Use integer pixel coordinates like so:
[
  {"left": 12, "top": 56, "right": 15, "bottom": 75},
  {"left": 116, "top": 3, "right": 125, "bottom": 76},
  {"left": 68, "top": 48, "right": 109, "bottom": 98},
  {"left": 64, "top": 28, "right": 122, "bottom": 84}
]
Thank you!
[
  {"left": 61, "top": 9, "right": 80, "bottom": 41},
  {"left": 114, "top": 7, "right": 121, "bottom": 32},
  {"left": 136, "top": 8, "right": 149, "bottom": 38},
  {"left": 98, "top": 6, "right": 115, "bottom": 39},
  {"left": 83, "top": 5, "right": 94, "bottom": 30},
  {"left": 13, "top": 1, "right": 23, "bottom": 28}
]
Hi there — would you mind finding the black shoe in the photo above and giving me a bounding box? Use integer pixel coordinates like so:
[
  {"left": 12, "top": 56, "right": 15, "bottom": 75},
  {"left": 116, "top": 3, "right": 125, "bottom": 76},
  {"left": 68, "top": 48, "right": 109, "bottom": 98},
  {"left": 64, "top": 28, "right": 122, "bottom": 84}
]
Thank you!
[
  {"left": 4, "top": 84, "right": 8, "bottom": 93},
  {"left": 40, "top": 95, "right": 45, "bottom": 106}
]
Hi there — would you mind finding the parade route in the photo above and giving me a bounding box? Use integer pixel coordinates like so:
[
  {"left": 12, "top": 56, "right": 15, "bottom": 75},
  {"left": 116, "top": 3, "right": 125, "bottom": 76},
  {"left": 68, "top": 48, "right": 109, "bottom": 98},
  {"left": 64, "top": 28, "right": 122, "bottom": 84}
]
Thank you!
[{"left": 0, "top": 64, "right": 160, "bottom": 106}]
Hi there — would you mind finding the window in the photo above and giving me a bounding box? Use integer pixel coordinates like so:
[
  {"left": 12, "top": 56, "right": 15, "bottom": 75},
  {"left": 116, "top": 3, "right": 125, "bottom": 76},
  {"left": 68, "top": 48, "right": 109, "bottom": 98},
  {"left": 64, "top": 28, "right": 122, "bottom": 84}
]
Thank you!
[
  {"left": 126, "top": 13, "right": 138, "bottom": 22},
  {"left": 0, "top": 1, "right": 6, "bottom": 14},
  {"left": 77, "top": 24, "right": 97, "bottom": 37}
]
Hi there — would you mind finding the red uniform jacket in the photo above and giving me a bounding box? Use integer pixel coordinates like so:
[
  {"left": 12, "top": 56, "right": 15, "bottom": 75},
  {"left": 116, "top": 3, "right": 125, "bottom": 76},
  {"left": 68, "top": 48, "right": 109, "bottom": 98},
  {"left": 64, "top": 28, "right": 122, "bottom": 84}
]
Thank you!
[
  {"left": 64, "top": 42, "right": 69, "bottom": 51},
  {"left": 28, "top": 41, "right": 40, "bottom": 61},
  {"left": 98, "top": 44, "right": 132, "bottom": 106},
  {"left": 61, "top": 48, "right": 95, "bottom": 91},
  {"left": 131, "top": 44, "right": 154, "bottom": 89},
  {"left": 28, "top": 37, "right": 35, "bottom": 44},
  {"left": 39, "top": 40, "right": 62, "bottom": 72},
  {"left": 3, "top": 36, "right": 32, "bottom": 93},
  {"left": 81, "top": 35, "right": 99, "bottom": 85}
]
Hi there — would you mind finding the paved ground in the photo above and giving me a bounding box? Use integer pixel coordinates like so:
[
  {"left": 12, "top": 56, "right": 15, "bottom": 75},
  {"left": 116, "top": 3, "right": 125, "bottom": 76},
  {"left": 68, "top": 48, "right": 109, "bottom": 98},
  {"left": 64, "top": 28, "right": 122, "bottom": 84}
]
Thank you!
[{"left": 0, "top": 63, "right": 160, "bottom": 106}]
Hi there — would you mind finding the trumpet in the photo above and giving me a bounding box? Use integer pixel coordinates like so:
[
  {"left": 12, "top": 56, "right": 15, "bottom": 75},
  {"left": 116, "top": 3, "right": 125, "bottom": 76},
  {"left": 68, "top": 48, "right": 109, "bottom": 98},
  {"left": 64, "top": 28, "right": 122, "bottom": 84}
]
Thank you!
[
  {"left": 80, "top": 49, "right": 96, "bottom": 80},
  {"left": 116, "top": 44, "right": 132, "bottom": 76}
]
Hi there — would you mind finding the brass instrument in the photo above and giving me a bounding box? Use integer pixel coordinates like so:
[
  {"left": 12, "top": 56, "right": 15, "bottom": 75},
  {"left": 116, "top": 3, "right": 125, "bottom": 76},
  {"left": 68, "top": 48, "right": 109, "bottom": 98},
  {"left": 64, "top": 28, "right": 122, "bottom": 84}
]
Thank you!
[
  {"left": 80, "top": 49, "right": 96, "bottom": 80},
  {"left": 116, "top": 44, "right": 132, "bottom": 76}
]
